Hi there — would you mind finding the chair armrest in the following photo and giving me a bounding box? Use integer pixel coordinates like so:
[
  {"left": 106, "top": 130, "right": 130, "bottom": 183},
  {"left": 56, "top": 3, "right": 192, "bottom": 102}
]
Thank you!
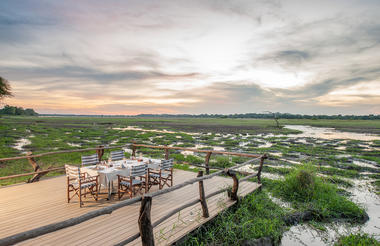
[
  {"left": 149, "top": 170, "right": 160, "bottom": 174},
  {"left": 117, "top": 174, "right": 131, "bottom": 182},
  {"left": 81, "top": 175, "right": 99, "bottom": 183}
]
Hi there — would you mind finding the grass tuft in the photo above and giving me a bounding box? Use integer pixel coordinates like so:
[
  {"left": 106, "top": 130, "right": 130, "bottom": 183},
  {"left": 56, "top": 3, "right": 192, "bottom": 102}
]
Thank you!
[
  {"left": 272, "top": 164, "right": 368, "bottom": 223},
  {"left": 335, "top": 233, "right": 380, "bottom": 246}
]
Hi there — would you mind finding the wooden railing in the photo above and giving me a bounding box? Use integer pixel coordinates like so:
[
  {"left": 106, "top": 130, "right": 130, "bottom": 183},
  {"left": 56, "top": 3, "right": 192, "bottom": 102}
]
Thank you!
[
  {"left": 0, "top": 143, "right": 261, "bottom": 182},
  {"left": 0, "top": 153, "right": 267, "bottom": 246}
]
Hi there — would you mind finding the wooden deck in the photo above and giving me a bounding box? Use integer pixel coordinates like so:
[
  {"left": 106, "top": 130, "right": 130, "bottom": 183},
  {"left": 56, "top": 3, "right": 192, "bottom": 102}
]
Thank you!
[{"left": 0, "top": 169, "right": 261, "bottom": 246}]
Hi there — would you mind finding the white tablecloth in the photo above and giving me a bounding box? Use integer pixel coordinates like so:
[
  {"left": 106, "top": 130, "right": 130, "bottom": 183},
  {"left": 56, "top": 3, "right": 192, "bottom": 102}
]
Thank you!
[{"left": 81, "top": 159, "right": 161, "bottom": 186}]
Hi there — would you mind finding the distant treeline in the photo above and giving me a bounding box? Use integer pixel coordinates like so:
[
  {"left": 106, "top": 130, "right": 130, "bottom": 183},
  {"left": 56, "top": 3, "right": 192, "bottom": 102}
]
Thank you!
[
  {"left": 38, "top": 112, "right": 380, "bottom": 120},
  {"left": 137, "top": 113, "right": 380, "bottom": 120},
  {"left": 0, "top": 105, "right": 38, "bottom": 116}
]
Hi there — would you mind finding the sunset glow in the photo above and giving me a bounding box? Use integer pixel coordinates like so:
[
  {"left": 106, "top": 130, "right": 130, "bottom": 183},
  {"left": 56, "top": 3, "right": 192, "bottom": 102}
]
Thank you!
[{"left": 1, "top": 0, "right": 379, "bottom": 115}]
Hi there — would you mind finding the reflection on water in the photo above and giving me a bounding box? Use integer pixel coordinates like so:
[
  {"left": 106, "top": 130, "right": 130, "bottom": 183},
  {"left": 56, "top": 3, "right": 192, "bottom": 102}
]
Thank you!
[
  {"left": 285, "top": 125, "right": 380, "bottom": 141},
  {"left": 113, "top": 126, "right": 198, "bottom": 135},
  {"left": 13, "top": 138, "right": 31, "bottom": 154}
]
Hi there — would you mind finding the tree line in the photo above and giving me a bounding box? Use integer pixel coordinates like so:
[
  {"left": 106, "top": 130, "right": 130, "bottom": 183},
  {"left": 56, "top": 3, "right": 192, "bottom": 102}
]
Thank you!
[
  {"left": 136, "top": 113, "right": 380, "bottom": 120},
  {"left": 0, "top": 105, "right": 38, "bottom": 116}
]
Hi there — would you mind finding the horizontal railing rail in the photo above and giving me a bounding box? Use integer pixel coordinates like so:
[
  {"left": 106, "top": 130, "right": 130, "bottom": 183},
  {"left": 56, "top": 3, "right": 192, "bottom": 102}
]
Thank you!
[{"left": 0, "top": 143, "right": 262, "bottom": 181}]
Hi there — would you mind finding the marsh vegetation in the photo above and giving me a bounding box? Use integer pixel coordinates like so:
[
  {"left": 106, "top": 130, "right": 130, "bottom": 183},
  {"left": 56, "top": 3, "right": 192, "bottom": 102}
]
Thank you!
[{"left": 0, "top": 116, "right": 379, "bottom": 245}]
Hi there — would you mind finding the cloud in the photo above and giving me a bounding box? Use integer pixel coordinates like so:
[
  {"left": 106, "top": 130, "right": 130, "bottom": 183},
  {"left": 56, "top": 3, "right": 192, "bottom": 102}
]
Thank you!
[{"left": 1, "top": 0, "right": 380, "bottom": 115}]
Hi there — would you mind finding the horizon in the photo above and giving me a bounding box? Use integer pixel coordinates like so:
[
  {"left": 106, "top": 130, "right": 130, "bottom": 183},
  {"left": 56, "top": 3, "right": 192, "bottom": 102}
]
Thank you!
[{"left": 1, "top": 0, "right": 380, "bottom": 115}]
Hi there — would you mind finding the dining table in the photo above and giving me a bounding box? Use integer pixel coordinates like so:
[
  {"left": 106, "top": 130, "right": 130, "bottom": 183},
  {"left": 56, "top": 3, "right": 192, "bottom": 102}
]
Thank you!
[{"left": 81, "top": 157, "right": 161, "bottom": 200}]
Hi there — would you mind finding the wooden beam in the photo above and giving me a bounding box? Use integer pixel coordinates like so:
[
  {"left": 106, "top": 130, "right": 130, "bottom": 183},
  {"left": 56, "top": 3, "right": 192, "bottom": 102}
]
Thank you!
[
  {"left": 197, "top": 171, "right": 209, "bottom": 218},
  {"left": 0, "top": 167, "right": 65, "bottom": 181},
  {"left": 26, "top": 152, "right": 42, "bottom": 183},
  {"left": 226, "top": 170, "right": 239, "bottom": 201},
  {"left": 96, "top": 145, "right": 104, "bottom": 162},
  {"left": 165, "top": 148, "right": 169, "bottom": 160},
  {"left": 132, "top": 145, "right": 137, "bottom": 158},
  {"left": 0, "top": 144, "right": 132, "bottom": 162},
  {"left": 257, "top": 154, "right": 268, "bottom": 184},
  {"left": 204, "top": 152, "right": 212, "bottom": 175},
  {"left": 240, "top": 173, "right": 258, "bottom": 182},
  {"left": 139, "top": 195, "right": 154, "bottom": 246},
  {"left": 131, "top": 144, "right": 261, "bottom": 158},
  {"left": 28, "top": 167, "right": 55, "bottom": 183}
]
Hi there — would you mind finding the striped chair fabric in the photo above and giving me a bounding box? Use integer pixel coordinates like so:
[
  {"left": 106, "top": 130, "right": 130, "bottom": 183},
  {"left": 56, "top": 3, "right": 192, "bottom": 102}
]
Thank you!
[
  {"left": 65, "top": 164, "right": 99, "bottom": 207},
  {"left": 65, "top": 164, "right": 80, "bottom": 180},
  {"left": 118, "top": 164, "right": 147, "bottom": 199},
  {"left": 160, "top": 159, "right": 174, "bottom": 170},
  {"left": 148, "top": 159, "right": 174, "bottom": 190},
  {"left": 130, "top": 164, "right": 147, "bottom": 177},
  {"left": 65, "top": 165, "right": 97, "bottom": 188},
  {"left": 120, "top": 179, "right": 143, "bottom": 187},
  {"left": 111, "top": 150, "right": 124, "bottom": 161},
  {"left": 81, "top": 154, "right": 99, "bottom": 166}
]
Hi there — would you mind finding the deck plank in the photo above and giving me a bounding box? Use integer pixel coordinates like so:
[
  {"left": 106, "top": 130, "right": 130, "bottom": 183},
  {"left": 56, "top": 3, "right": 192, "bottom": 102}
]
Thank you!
[{"left": 0, "top": 169, "right": 260, "bottom": 246}]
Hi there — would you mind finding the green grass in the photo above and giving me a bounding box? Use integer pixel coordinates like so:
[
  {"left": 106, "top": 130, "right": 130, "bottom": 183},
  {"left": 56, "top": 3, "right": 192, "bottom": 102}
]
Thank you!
[
  {"left": 1, "top": 115, "right": 379, "bottom": 244},
  {"left": 271, "top": 164, "right": 368, "bottom": 223},
  {"left": 181, "top": 191, "right": 287, "bottom": 246},
  {"left": 335, "top": 233, "right": 380, "bottom": 246}
]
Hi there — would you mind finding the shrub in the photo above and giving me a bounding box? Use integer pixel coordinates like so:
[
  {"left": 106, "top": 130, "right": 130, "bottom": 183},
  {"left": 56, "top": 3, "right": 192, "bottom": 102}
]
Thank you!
[{"left": 335, "top": 233, "right": 380, "bottom": 246}]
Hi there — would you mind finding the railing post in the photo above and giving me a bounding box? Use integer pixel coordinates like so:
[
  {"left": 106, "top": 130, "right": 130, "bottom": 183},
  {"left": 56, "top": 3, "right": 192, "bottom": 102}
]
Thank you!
[
  {"left": 26, "top": 151, "right": 45, "bottom": 183},
  {"left": 26, "top": 152, "right": 40, "bottom": 173},
  {"left": 132, "top": 142, "right": 137, "bottom": 158},
  {"left": 197, "top": 171, "right": 209, "bottom": 218},
  {"left": 226, "top": 170, "right": 239, "bottom": 201},
  {"left": 165, "top": 147, "right": 169, "bottom": 160},
  {"left": 96, "top": 145, "right": 104, "bottom": 162},
  {"left": 257, "top": 154, "right": 267, "bottom": 184},
  {"left": 139, "top": 195, "right": 154, "bottom": 246},
  {"left": 204, "top": 152, "right": 212, "bottom": 175}
]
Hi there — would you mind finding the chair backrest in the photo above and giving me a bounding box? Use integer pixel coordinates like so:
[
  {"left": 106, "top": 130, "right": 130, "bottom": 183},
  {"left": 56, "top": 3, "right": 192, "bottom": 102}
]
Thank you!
[
  {"left": 161, "top": 159, "right": 174, "bottom": 170},
  {"left": 65, "top": 164, "right": 80, "bottom": 180},
  {"left": 130, "top": 164, "right": 147, "bottom": 177},
  {"left": 111, "top": 150, "right": 124, "bottom": 161},
  {"left": 81, "top": 154, "right": 99, "bottom": 166}
]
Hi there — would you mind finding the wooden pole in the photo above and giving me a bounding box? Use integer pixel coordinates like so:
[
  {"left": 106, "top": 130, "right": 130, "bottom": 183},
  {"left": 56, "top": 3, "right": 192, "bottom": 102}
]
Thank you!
[
  {"left": 165, "top": 147, "right": 169, "bottom": 160},
  {"left": 204, "top": 152, "right": 212, "bottom": 175},
  {"left": 197, "top": 171, "right": 209, "bottom": 218},
  {"left": 139, "top": 195, "right": 154, "bottom": 246},
  {"left": 132, "top": 143, "right": 137, "bottom": 158},
  {"left": 227, "top": 170, "right": 239, "bottom": 201},
  {"left": 257, "top": 154, "right": 267, "bottom": 184},
  {"left": 96, "top": 145, "right": 104, "bottom": 162},
  {"left": 26, "top": 152, "right": 41, "bottom": 183}
]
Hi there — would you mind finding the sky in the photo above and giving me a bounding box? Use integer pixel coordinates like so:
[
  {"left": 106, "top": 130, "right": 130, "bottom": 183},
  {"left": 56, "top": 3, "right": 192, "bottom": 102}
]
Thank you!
[{"left": 0, "top": 0, "right": 379, "bottom": 115}]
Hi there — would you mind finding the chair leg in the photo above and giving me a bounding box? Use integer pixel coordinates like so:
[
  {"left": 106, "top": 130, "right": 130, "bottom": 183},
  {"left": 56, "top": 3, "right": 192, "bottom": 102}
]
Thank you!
[
  {"left": 96, "top": 184, "right": 99, "bottom": 201},
  {"left": 145, "top": 176, "right": 148, "bottom": 193},
  {"left": 118, "top": 182, "right": 121, "bottom": 200},
  {"left": 67, "top": 178, "right": 70, "bottom": 203},
  {"left": 79, "top": 188, "right": 82, "bottom": 208},
  {"left": 67, "top": 186, "right": 70, "bottom": 203}
]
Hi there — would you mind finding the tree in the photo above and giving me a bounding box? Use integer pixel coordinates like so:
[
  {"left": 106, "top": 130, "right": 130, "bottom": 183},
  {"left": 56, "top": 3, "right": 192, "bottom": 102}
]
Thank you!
[
  {"left": 264, "top": 111, "right": 281, "bottom": 129},
  {"left": 0, "top": 76, "right": 12, "bottom": 100},
  {"left": 0, "top": 105, "right": 38, "bottom": 116}
]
